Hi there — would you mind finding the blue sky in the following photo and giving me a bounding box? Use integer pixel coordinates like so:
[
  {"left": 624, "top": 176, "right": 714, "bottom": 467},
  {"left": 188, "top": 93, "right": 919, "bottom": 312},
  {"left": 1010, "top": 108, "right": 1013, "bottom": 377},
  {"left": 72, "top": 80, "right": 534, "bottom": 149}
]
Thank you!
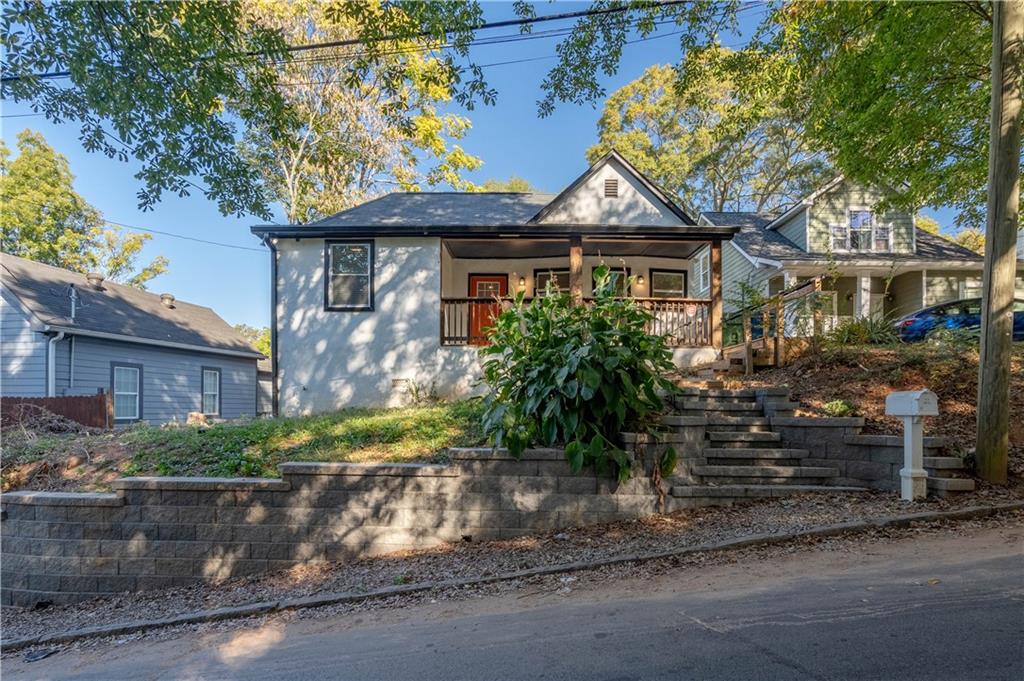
[{"left": 1, "top": 2, "right": 955, "bottom": 328}]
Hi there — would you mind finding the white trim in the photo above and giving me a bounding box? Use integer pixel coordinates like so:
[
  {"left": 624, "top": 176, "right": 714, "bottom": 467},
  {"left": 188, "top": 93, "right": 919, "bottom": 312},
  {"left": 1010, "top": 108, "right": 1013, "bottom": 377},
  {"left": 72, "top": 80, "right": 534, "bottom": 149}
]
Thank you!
[
  {"left": 112, "top": 365, "right": 140, "bottom": 420},
  {"left": 202, "top": 368, "right": 221, "bottom": 416},
  {"left": 910, "top": 213, "right": 918, "bottom": 254},
  {"left": 41, "top": 326, "right": 263, "bottom": 359},
  {"left": 730, "top": 241, "right": 783, "bottom": 269}
]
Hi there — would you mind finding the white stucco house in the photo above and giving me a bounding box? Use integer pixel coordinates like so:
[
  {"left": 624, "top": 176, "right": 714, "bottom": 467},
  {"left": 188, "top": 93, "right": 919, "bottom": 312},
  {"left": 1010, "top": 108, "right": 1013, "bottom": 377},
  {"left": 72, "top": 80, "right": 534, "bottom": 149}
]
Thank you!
[
  {"left": 252, "top": 152, "right": 737, "bottom": 414},
  {"left": 253, "top": 152, "right": 1018, "bottom": 415}
]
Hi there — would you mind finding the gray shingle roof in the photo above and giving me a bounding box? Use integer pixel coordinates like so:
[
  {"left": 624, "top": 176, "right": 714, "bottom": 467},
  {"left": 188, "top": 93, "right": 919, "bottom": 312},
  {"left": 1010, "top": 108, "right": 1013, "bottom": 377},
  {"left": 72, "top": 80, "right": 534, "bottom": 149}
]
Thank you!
[
  {"left": 699, "top": 212, "right": 775, "bottom": 229},
  {"left": 1, "top": 254, "right": 261, "bottom": 358},
  {"left": 306, "top": 192, "right": 557, "bottom": 228}
]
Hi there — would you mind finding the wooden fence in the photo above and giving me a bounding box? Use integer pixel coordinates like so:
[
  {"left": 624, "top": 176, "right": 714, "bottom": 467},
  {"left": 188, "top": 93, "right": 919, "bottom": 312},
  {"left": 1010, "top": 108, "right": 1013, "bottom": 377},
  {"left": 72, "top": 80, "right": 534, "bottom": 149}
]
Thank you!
[{"left": 0, "top": 393, "right": 113, "bottom": 430}]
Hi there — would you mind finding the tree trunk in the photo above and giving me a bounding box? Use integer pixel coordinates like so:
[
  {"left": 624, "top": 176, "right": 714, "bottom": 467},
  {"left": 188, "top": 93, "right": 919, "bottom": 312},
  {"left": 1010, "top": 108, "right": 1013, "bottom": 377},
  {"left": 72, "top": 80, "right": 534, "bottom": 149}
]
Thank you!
[{"left": 976, "top": 0, "right": 1023, "bottom": 484}]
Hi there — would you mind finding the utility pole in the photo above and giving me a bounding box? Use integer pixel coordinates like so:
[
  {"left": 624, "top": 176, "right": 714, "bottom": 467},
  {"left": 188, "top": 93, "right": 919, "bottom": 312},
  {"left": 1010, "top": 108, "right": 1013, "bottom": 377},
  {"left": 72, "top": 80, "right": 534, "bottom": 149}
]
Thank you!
[{"left": 976, "top": 0, "right": 1023, "bottom": 484}]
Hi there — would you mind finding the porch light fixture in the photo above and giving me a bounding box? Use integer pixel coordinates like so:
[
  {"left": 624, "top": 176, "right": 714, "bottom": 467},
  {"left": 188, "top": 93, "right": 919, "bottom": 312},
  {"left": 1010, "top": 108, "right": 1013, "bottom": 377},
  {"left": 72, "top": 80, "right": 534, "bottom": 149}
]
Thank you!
[
  {"left": 636, "top": 274, "right": 645, "bottom": 285},
  {"left": 518, "top": 276, "right": 526, "bottom": 290}
]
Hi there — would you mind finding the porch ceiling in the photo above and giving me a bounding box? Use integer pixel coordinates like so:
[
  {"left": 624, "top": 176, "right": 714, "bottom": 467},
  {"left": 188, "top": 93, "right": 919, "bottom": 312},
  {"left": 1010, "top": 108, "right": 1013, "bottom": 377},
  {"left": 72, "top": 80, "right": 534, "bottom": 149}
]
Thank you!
[{"left": 444, "top": 238, "right": 706, "bottom": 260}]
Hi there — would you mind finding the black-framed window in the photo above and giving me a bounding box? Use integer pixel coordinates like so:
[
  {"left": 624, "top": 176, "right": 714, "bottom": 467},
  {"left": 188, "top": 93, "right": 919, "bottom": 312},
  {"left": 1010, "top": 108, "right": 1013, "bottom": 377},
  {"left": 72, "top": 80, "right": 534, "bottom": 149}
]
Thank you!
[
  {"left": 592, "top": 266, "right": 631, "bottom": 296},
  {"left": 650, "top": 269, "right": 688, "bottom": 298},
  {"left": 324, "top": 240, "right": 374, "bottom": 311},
  {"left": 534, "top": 268, "right": 570, "bottom": 296},
  {"left": 201, "top": 367, "right": 221, "bottom": 416},
  {"left": 110, "top": 362, "right": 142, "bottom": 422}
]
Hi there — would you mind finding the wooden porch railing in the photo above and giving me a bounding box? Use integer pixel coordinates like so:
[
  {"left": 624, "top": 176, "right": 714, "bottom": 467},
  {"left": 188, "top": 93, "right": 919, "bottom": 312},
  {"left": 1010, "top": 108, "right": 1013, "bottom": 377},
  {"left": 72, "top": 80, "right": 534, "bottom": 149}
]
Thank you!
[
  {"left": 440, "top": 297, "right": 712, "bottom": 347},
  {"left": 723, "top": 275, "right": 834, "bottom": 373}
]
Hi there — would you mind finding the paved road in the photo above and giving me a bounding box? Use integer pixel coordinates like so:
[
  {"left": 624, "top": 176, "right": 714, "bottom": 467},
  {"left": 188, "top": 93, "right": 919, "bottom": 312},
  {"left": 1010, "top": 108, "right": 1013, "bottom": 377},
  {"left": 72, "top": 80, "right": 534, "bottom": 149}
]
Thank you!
[{"left": 5, "top": 525, "right": 1023, "bottom": 680}]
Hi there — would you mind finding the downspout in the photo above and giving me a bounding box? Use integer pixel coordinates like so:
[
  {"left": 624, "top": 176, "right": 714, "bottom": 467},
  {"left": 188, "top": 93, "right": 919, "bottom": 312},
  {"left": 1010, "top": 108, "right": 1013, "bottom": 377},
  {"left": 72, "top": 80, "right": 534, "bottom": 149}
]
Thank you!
[
  {"left": 264, "top": 236, "right": 280, "bottom": 418},
  {"left": 46, "top": 331, "right": 65, "bottom": 397},
  {"left": 69, "top": 335, "right": 76, "bottom": 388}
]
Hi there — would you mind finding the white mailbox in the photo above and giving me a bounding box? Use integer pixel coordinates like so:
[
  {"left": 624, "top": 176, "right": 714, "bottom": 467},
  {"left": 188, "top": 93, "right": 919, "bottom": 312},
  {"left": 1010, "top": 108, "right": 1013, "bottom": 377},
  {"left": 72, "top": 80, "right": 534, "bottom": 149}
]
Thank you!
[
  {"left": 885, "top": 389, "right": 938, "bottom": 501},
  {"left": 885, "top": 390, "right": 939, "bottom": 417}
]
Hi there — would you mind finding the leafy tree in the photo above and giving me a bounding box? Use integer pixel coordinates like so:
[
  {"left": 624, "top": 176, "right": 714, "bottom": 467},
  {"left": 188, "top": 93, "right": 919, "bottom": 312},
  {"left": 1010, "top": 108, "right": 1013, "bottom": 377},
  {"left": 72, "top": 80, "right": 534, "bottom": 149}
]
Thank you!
[
  {"left": 534, "top": 1, "right": 1019, "bottom": 229},
  {"left": 954, "top": 228, "right": 986, "bottom": 256},
  {"left": 587, "top": 57, "right": 828, "bottom": 212},
  {"left": 234, "top": 324, "right": 271, "bottom": 356},
  {"left": 0, "top": 129, "right": 168, "bottom": 288},
  {"left": 916, "top": 215, "right": 941, "bottom": 235},
  {"left": 1, "top": 1, "right": 292, "bottom": 217},
  {"left": 93, "top": 229, "right": 169, "bottom": 289},
  {"left": 1, "top": 1, "right": 505, "bottom": 218},
  {"left": 479, "top": 176, "right": 538, "bottom": 192},
  {"left": 241, "top": 1, "right": 481, "bottom": 224}
]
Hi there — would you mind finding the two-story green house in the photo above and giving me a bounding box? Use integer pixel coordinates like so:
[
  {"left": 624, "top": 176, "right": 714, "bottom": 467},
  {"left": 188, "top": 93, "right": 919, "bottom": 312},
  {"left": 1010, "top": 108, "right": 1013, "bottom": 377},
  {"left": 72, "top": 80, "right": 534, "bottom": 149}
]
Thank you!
[{"left": 698, "top": 177, "right": 1024, "bottom": 325}]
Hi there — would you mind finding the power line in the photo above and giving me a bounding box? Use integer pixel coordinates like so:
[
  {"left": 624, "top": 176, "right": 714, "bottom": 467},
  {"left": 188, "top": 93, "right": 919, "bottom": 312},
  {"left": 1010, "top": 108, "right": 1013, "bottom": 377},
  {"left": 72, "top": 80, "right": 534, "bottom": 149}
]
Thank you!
[
  {"left": 3, "top": 195, "right": 267, "bottom": 253},
  {"left": 1, "top": 1, "right": 694, "bottom": 83},
  {"left": 104, "top": 222, "right": 268, "bottom": 253}
]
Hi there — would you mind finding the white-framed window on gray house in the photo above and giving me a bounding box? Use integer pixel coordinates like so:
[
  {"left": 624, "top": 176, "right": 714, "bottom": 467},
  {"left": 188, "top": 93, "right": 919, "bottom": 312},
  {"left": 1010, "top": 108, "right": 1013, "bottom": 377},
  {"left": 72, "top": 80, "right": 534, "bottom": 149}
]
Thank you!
[
  {"left": 111, "top": 364, "right": 141, "bottom": 421},
  {"left": 324, "top": 240, "right": 374, "bottom": 311},
  {"left": 202, "top": 367, "right": 221, "bottom": 416},
  {"left": 650, "top": 269, "right": 688, "bottom": 298},
  {"left": 695, "top": 249, "right": 710, "bottom": 293}
]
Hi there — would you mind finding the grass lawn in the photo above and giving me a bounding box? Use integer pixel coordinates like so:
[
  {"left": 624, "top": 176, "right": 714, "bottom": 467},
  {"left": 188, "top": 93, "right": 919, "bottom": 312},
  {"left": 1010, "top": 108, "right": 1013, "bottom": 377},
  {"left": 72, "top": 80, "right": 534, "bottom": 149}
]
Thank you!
[{"left": 1, "top": 400, "right": 487, "bottom": 491}]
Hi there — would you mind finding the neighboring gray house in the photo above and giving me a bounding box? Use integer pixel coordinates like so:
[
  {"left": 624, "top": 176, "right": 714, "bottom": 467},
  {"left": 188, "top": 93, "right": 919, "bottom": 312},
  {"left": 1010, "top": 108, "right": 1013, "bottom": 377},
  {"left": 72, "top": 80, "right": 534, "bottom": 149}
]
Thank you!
[
  {"left": 253, "top": 152, "right": 738, "bottom": 414},
  {"left": 699, "top": 177, "right": 1024, "bottom": 322},
  {"left": 1, "top": 253, "right": 263, "bottom": 425}
]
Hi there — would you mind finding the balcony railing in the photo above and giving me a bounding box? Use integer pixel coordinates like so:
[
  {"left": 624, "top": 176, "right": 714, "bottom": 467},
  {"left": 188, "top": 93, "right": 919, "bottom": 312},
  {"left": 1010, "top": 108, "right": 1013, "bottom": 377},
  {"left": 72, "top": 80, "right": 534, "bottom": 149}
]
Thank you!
[{"left": 440, "top": 297, "right": 712, "bottom": 347}]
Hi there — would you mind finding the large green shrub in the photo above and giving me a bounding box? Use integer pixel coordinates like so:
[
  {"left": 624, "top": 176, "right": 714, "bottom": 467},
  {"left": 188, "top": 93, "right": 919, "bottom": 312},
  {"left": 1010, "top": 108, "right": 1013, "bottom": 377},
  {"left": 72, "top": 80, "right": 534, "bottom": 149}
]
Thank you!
[
  {"left": 479, "top": 265, "right": 677, "bottom": 483},
  {"left": 826, "top": 315, "right": 899, "bottom": 346}
]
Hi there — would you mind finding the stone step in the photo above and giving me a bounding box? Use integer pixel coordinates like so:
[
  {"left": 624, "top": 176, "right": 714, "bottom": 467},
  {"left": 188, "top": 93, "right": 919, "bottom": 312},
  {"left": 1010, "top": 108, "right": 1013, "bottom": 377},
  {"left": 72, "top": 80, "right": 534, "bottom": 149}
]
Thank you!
[
  {"left": 693, "top": 465, "right": 838, "bottom": 479},
  {"left": 681, "top": 400, "right": 762, "bottom": 412},
  {"left": 923, "top": 456, "right": 967, "bottom": 470},
  {"left": 707, "top": 415, "right": 770, "bottom": 425},
  {"left": 703, "top": 448, "right": 809, "bottom": 461},
  {"left": 671, "top": 484, "right": 870, "bottom": 499},
  {"left": 707, "top": 431, "right": 782, "bottom": 445},
  {"left": 927, "top": 476, "right": 975, "bottom": 493}
]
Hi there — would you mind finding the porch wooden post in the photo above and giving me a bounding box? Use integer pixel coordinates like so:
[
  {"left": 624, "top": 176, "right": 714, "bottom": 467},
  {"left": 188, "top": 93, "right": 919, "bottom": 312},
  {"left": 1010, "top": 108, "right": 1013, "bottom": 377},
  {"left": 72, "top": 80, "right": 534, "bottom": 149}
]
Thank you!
[
  {"left": 710, "top": 239, "right": 723, "bottom": 351},
  {"left": 569, "top": 234, "right": 584, "bottom": 305},
  {"left": 774, "top": 297, "right": 786, "bottom": 366}
]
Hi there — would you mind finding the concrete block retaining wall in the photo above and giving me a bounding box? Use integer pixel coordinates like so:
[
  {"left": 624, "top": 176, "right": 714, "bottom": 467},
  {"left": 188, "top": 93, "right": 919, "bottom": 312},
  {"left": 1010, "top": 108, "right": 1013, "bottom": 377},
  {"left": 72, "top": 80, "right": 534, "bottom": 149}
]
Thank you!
[
  {"left": 0, "top": 417, "right": 949, "bottom": 608},
  {"left": 0, "top": 447, "right": 699, "bottom": 609},
  {"left": 769, "top": 418, "right": 948, "bottom": 490}
]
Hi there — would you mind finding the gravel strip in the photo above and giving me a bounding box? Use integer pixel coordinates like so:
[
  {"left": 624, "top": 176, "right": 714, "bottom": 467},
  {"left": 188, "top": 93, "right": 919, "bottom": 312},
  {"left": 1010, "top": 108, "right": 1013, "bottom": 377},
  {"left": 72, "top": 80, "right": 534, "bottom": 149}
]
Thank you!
[
  {"left": 2, "top": 485, "right": 1021, "bottom": 646},
  {"left": 3, "top": 505, "right": 1021, "bottom": 659}
]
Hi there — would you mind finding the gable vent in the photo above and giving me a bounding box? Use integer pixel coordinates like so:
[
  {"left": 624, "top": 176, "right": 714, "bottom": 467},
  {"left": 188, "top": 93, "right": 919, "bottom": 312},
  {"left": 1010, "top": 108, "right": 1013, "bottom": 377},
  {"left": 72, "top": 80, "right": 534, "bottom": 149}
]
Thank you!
[{"left": 604, "top": 178, "right": 618, "bottom": 198}]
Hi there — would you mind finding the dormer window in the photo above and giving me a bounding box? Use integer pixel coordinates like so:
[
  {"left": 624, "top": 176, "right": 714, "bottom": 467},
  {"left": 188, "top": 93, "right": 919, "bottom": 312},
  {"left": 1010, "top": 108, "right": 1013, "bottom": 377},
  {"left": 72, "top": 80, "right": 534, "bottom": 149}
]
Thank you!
[
  {"left": 604, "top": 178, "right": 618, "bottom": 198},
  {"left": 830, "top": 209, "right": 890, "bottom": 252}
]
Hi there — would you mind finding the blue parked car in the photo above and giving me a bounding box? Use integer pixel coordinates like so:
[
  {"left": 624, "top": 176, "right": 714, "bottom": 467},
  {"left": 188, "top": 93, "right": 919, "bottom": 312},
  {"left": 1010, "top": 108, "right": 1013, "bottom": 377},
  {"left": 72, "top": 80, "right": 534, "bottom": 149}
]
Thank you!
[{"left": 895, "top": 297, "right": 1024, "bottom": 342}]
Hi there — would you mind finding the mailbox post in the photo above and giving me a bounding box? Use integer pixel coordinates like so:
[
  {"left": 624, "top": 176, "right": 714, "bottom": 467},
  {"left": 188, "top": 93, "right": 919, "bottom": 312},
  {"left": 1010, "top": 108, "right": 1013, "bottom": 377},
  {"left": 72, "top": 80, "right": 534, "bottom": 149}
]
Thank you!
[{"left": 884, "top": 390, "right": 939, "bottom": 501}]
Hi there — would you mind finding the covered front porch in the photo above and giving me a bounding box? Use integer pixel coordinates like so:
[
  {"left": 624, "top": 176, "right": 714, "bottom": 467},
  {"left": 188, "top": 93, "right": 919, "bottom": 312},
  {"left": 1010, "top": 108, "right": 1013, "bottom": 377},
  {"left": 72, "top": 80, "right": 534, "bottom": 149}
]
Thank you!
[{"left": 438, "top": 235, "right": 725, "bottom": 357}]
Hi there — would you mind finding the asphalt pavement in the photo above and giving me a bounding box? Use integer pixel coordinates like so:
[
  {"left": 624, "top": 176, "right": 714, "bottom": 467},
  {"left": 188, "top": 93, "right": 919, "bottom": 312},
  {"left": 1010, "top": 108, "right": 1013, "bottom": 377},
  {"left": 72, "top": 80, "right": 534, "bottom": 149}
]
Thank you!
[{"left": 4, "top": 524, "right": 1022, "bottom": 680}]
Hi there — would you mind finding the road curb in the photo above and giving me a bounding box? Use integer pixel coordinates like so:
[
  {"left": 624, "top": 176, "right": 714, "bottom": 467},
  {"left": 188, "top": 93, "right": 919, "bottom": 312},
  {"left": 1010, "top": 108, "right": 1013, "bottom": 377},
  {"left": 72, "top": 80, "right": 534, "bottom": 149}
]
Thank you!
[{"left": 4, "top": 500, "right": 1022, "bottom": 653}]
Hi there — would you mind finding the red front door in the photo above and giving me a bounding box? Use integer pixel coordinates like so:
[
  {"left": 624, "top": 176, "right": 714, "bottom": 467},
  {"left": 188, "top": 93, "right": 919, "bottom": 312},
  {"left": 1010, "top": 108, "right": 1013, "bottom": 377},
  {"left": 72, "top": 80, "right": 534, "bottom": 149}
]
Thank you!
[{"left": 468, "top": 274, "right": 508, "bottom": 345}]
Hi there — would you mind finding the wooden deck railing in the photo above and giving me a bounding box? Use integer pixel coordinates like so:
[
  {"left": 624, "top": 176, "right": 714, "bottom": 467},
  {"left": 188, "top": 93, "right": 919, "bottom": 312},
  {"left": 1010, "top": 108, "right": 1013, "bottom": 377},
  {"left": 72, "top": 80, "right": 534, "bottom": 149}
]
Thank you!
[{"left": 440, "top": 297, "right": 712, "bottom": 347}]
